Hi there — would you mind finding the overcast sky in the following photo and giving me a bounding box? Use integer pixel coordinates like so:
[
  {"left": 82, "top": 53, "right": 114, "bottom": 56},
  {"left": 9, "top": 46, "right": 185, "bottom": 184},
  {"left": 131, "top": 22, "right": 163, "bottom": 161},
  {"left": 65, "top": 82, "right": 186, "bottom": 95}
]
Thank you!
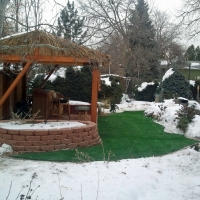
[
  {"left": 151, "top": 0, "right": 182, "bottom": 12},
  {"left": 51, "top": 0, "right": 199, "bottom": 46},
  {"left": 56, "top": 0, "right": 182, "bottom": 12}
]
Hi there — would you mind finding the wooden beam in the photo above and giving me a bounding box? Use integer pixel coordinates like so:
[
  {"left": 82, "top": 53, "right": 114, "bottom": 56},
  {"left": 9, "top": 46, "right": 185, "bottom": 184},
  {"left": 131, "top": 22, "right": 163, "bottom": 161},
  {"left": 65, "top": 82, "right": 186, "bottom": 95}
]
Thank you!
[
  {"left": 0, "top": 62, "right": 32, "bottom": 107},
  {"left": 0, "top": 55, "right": 91, "bottom": 65},
  {"left": 22, "top": 73, "right": 27, "bottom": 99},
  {"left": 91, "top": 68, "right": 99, "bottom": 123},
  {"left": 40, "top": 65, "right": 58, "bottom": 88}
]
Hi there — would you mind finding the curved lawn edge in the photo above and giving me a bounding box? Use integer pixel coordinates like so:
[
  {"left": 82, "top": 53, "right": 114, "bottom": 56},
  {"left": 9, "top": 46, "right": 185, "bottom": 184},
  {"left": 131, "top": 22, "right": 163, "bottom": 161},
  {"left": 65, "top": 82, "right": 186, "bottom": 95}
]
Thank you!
[{"left": 10, "top": 111, "right": 197, "bottom": 162}]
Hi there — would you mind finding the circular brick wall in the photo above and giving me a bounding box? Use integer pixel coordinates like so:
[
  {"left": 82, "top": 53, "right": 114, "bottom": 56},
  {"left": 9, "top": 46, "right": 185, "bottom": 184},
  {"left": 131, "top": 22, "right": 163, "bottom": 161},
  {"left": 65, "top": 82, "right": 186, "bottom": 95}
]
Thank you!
[{"left": 0, "top": 120, "right": 101, "bottom": 152}]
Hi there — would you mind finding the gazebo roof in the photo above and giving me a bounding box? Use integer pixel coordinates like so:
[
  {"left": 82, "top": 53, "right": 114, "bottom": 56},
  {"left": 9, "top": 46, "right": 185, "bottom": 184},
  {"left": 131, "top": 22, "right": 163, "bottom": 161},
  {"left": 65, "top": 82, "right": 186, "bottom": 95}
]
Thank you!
[{"left": 0, "top": 30, "right": 110, "bottom": 66}]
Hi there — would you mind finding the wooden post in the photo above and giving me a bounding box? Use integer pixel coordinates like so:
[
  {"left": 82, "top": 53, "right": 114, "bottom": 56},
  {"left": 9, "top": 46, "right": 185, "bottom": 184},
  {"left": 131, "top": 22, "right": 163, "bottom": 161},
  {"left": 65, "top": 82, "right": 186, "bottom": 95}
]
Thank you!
[
  {"left": 91, "top": 67, "right": 99, "bottom": 123},
  {"left": 0, "top": 62, "right": 32, "bottom": 107}
]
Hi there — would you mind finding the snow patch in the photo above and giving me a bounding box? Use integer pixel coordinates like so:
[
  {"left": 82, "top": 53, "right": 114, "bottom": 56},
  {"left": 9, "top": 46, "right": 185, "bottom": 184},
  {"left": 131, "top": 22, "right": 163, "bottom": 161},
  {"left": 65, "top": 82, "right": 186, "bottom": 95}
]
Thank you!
[
  {"left": 0, "top": 144, "right": 13, "bottom": 155},
  {"left": 137, "top": 82, "right": 154, "bottom": 91},
  {"left": 162, "top": 68, "right": 174, "bottom": 81}
]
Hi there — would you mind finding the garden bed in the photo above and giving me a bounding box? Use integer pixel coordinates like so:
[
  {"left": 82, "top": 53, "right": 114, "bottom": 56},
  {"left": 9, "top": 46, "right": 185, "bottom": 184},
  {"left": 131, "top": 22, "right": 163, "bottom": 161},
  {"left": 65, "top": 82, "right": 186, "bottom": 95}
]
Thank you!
[{"left": 0, "top": 120, "right": 101, "bottom": 152}]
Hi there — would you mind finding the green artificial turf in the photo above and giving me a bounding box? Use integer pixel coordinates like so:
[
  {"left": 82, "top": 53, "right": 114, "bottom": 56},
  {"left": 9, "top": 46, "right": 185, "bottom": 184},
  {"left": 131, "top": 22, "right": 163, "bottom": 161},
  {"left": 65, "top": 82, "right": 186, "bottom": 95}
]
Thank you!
[{"left": 12, "top": 111, "right": 196, "bottom": 162}]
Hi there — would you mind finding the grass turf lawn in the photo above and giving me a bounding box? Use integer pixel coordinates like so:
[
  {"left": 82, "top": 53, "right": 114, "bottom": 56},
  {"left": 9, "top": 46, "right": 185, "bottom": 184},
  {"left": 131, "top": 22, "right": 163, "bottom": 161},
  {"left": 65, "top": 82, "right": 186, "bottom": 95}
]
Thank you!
[{"left": 12, "top": 111, "right": 197, "bottom": 162}]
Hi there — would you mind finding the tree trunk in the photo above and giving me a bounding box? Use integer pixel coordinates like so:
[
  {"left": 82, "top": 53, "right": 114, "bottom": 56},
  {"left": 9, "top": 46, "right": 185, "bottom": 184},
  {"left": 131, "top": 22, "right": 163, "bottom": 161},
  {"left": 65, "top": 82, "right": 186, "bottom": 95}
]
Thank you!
[{"left": 0, "top": 0, "right": 10, "bottom": 38}]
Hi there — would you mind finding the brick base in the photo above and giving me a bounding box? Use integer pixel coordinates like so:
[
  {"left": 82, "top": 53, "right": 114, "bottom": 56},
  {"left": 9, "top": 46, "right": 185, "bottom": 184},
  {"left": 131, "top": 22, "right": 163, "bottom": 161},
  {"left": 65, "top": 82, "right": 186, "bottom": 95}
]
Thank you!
[{"left": 0, "top": 120, "right": 101, "bottom": 152}]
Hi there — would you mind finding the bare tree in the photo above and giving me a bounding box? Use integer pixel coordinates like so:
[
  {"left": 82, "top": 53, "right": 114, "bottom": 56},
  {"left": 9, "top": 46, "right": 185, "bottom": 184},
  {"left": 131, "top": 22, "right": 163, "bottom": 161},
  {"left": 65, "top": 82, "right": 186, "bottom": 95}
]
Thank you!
[
  {"left": 19, "top": 0, "right": 49, "bottom": 32},
  {"left": 178, "top": 0, "right": 200, "bottom": 38},
  {"left": 13, "top": 0, "right": 22, "bottom": 32},
  {"left": 152, "top": 10, "right": 183, "bottom": 67},
  {"left": 78, "top": 0, "right": 160, "bottom": 81},
  {"left": 77, "top": 0, "right": 135, "bottom": 47},
  {"left": 162, "top": 42, "right": 184, "bottom": 68},
  {"left": 98, "top": 32, "right": 127, "bottom": 75},
  {"left": 3, "top": 0, "right": 24, "bottom": 34},
  {"left": 0, "top": 0, "right": 10, "bottom": 38},
  {"left": 1, "top": 0, "right": 58, "bottom": 36}
]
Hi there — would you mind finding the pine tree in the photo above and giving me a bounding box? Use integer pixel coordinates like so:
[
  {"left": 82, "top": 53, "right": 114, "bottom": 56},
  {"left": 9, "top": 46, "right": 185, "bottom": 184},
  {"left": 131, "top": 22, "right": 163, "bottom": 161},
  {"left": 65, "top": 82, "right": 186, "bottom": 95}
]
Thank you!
[
  {"left": 186, "top": 45, "right": 196, "bottom": 61},
  {"left": 64, "top": 66, "right": 92, "bottom": 102},
  {"left": 195, "top": 46, "right": 200, "bottom": 61},
  {"left": 127, "top": 0, "right": 159, "bottom": 81},
  {"left": 57, "top": 1, "right": 87, "bottom": 44}
]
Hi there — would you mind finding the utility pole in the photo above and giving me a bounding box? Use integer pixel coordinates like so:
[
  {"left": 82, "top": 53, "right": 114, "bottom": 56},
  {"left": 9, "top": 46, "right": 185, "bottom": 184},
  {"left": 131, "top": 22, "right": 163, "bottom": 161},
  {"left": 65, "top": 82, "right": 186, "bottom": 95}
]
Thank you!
[
  {"left": 188, "top": 62, "right": 191, "bottom": 82},
  {"left": 197, "top": 76, "right": 200, "bottom": 102}
]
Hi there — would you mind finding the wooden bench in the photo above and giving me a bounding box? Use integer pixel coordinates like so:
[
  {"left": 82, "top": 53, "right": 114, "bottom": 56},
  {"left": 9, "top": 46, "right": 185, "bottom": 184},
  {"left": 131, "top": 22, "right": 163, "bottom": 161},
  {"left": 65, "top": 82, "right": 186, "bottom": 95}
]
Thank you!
[{"left": 75, "top": 106, "right": 90, "bottom": 120}]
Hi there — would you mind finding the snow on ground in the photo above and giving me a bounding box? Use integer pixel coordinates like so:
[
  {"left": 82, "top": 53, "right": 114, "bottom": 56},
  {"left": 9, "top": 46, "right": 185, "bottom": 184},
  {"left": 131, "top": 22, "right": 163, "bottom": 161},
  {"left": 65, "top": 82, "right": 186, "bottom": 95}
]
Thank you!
[
  {"left": 0, "top": 99, "right": 200, "bottom": 200},
  {"left": 0, "top": 144, "right": 13, "bottom": 155},
  {"left": 144, "top": 99, "right": 200, "bottom": 140},
  {"left": 0, "top": 121, "right": 86, "bottom": 130}
]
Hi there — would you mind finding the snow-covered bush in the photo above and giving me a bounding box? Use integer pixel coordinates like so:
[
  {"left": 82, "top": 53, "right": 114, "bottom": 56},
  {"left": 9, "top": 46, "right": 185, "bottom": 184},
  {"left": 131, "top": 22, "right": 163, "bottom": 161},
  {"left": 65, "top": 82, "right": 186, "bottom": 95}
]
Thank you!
[
  {"left": 134, "top": 82, "right": 159, "bottom": 102},
  {"left": 98, "top": 76, "right": 124, "bottom": 104},
  {"left": 145, "top": 99, "right": 200, "bottom": 137},
  {"left": 176, "top": 105, "right": 200, "bottom": 133},
  {"left": 156, "top": 68, "right": 193, "bottom": 100}
]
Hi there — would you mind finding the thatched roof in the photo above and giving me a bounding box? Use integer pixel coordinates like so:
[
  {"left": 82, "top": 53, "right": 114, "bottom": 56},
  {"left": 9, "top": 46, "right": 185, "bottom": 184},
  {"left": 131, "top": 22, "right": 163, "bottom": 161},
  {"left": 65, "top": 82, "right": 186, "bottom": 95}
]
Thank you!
[{"left": 0, "top": 30, "right": 110, "bottom": 66}]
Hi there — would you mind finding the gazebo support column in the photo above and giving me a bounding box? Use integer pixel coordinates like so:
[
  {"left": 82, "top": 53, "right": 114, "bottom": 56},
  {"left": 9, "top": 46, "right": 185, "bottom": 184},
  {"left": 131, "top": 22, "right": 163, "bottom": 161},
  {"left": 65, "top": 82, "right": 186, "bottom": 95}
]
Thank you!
[
  {"left": 91, "top": 67, "right": 100, "bottom": 123},
  {"left": 0, "top": 62, "right": 32, "bottom": 107}
]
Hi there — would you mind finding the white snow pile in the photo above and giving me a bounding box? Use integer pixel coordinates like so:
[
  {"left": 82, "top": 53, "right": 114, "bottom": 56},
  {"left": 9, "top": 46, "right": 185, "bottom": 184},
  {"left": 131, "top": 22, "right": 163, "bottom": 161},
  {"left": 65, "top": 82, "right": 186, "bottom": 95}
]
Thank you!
[
  {"left": 121, "top": 93, "right": 131, "bottom": 103},
  {"left": 145, "top": 99, "right": 200, "bottom": 139},
  {"left": 0, "top": 144, "right": 13, "bottom": 155}
]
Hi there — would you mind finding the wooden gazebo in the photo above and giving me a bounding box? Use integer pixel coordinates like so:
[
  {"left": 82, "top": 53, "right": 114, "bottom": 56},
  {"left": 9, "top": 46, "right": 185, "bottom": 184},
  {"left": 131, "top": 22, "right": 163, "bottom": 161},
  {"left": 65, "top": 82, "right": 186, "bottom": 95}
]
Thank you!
[{"left": 0, "top": 30, "right": 110, "bottom": 123}]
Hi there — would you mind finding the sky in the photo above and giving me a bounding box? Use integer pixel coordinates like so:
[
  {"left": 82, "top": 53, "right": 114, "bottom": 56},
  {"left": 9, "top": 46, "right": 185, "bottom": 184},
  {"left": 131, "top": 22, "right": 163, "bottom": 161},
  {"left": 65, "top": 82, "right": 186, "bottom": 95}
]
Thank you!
[
  {"left": 56, "top": 0, "right": 183, "bottom": 17},
  {"left": 151, "top": 0, "right": 182, "bottom": 13},
  {"left": 54, "top": 0, "right": 199, "bottom": 46},
  {"left": 149, "top": 0, "right": 200, "bottom": 46},
  {"left": 60, "top": 0, "right": 182, "bottom": 12}
]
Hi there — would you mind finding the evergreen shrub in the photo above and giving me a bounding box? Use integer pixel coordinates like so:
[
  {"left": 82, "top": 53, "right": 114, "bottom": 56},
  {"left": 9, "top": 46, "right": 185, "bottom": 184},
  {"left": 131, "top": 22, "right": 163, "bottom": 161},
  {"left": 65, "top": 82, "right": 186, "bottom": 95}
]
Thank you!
[
  {"left": 177, "top": 116, "right": 189, "bottom": 133},
  {"left": 98, "top": 76, "right": 123, "bottom": 104},
  {"left": 156, "top": 68, "right": 193, "bottom": 100},
  {"left": 30, "top": 66, "right": 92, "bottom": 102},
  {"left": 176, "top": 105, "right": 200, "bottom": 133},
  {"left": 31, "top": 68, "right": 123, "bottom": 104},
  {"left": 134, "top": 82, "right": 158, "bottom": 101},
  {"left": 64, "top": 66, "right": 92, "bottom": 102}
]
